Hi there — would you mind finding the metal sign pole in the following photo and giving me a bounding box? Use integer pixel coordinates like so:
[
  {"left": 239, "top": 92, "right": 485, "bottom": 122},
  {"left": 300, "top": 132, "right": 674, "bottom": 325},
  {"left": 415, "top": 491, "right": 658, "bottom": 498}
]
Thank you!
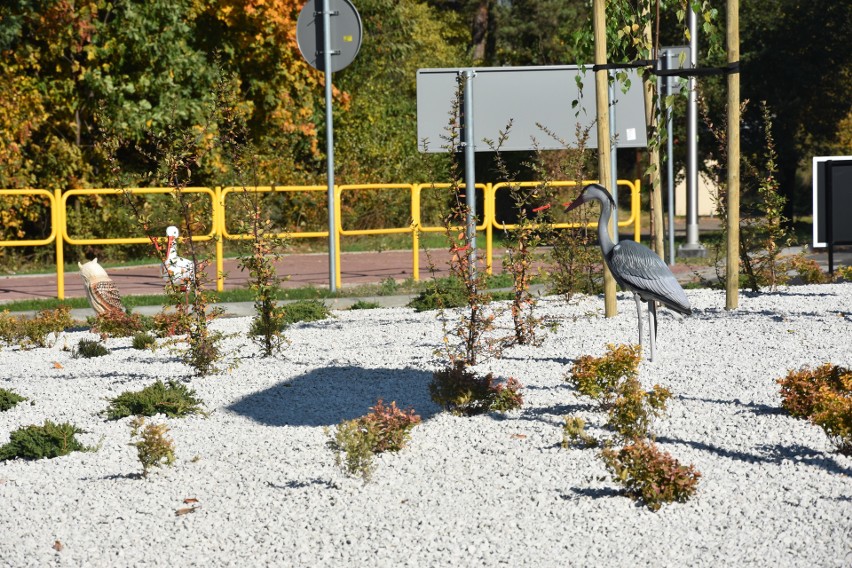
[
  {"left": 461, "top": 70, "right": 477, "bottom": 272},
  {"left": 322, "top": 0, "right": 337, "bottom": 293},
  {"left": 666, "top": 50, "right": 676, "bottom": 266}
]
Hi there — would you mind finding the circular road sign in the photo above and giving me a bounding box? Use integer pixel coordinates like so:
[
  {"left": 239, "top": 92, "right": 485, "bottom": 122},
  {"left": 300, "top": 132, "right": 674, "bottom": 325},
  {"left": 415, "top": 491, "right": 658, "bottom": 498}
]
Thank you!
[{"left": 297, "top": 0, "right": 363, "bottom": 73}]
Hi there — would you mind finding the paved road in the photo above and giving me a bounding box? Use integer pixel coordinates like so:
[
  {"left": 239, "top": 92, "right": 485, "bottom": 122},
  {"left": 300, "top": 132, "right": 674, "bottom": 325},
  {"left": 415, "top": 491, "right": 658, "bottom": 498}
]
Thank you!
[{"left": 1, "top": 244, "right": 848, "bottom": 306}]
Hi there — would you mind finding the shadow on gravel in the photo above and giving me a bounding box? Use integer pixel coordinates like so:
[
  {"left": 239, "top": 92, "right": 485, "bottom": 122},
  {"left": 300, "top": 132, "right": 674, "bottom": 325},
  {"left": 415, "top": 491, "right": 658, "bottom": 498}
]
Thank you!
[
  {"left": 677, "top": 395, "right": 787, "bottom": 416},
  {"left": 658, "top": 436, "right": 852, "bottom": 477},
  {"left": 563, "top": 487, "right": 622, "bottom": 500},
  {"left": 226, "top": 366, "right": 440, "bottom": 427}
]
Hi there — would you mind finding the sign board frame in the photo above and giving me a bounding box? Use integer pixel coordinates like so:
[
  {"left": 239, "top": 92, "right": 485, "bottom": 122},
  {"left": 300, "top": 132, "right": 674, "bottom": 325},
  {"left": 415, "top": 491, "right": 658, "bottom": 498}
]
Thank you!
[
  {"left": 812, "top": 156, "right": 852, "bottom": 248},
  {"left": 416, "top": 65, "right": 648, "bottom": 153}
]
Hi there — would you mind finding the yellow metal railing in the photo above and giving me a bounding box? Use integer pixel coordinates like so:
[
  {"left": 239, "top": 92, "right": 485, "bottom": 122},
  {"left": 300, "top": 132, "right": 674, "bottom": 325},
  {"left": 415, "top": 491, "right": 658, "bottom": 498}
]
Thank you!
[{"left": 0, "top": 180, "right": 642, "bottom": 299}]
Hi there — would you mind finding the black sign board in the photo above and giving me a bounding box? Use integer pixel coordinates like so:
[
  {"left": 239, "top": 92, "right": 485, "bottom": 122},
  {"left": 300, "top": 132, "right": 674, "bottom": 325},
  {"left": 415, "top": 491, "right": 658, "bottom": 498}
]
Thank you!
[{"left": 813, "top": 157, "right": 852, "bottom": 273}]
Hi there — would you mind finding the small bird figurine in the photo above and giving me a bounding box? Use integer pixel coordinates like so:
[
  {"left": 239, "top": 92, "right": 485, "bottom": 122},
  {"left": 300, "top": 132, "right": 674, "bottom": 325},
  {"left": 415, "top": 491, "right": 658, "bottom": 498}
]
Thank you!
[
  {"left": 78, "top": 258, "right": 125, "bottom": 316},
  {"left": 564, "top": 184, "right": 691, "bottom": 361},
  {"left": 161, "top": 226, "right": 195, "bottom": 291}
]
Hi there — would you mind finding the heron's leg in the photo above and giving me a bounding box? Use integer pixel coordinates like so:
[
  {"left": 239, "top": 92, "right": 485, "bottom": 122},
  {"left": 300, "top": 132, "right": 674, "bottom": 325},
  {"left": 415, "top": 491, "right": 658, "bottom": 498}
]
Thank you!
[
  {"left": 633, "top": 293, "right": 644, "bottom": 347},
  {"left": 648, "top": 301, "right": 657, "bottom": 362}
]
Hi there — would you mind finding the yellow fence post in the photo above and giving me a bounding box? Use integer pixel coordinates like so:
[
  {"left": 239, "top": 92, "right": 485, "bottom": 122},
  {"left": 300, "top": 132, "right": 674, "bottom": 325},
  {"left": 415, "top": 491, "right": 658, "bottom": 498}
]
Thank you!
[
  {"left": 412, "top": 184, "right": 421, "bottom": 281},
  {"left": 485, "top": 183, "right": 494, "bottom": 275},
  {"left": 633, "top": 179, "right": 641, "bottom": 243},
  {"left": 334, "top": 184, "right": 342, "bottom": 290},
  {"left": 54, "top": 188, "right": 65, "bottom": 300},
  {"left": 215, "top": 186, "right": 224, "bottom": 292}
]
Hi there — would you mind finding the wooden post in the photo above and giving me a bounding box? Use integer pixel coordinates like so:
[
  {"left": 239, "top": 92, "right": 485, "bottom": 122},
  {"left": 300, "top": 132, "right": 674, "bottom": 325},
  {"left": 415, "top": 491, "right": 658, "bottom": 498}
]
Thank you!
[
  {"left": 642, "top": 15, "right": 665, "bottom": 260},
  {"left": 593, "top": 0, "right": 617, "bottom": 317},
  {"left": 726, "top": 0, "right": 740, "bottom": 309}
]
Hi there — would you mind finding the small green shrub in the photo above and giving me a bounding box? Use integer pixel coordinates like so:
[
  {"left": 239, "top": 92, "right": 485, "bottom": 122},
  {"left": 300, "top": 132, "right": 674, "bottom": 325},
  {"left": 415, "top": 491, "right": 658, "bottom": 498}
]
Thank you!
[
  {"left": 567, "top": 344, "right": 641, "bottom": 406},
  {"left": 327, "top": 419, "right": 377, "bottom": 481},
  {"left": 129, "top": 416, "right": 175, "bottom": 477},
  {"left": 0, "top": 420, "right": 93, "bottom": 461},
  {"left": 429, "top": 362, "right": 523, "bottom": 416},
  {"left": 131, "top": 332, "right": 157, "bottom": 350},
  {"left": 105, "top": 379, "right": 205, "bottom": 420},
  {"left": 89, "top": 310, "right": 150, "bottom": 338},
  {"left": 283, "top": 299, "right": 332, "bottom": 325},
  {"left": 0, "top": 307, "right": 74, "bottom": 349},
  {"left": 778, "top": 364, "right": 852, "bottom": 454},
  {"left": 562, "top": 415, "right": 598, "bottom": 449},
  {"left": 835, "top": 265, "right": 852, "bottom": 282},
  {"left": 349, "top": 300, "right": 381, "bottom": 310},
  {"left": 407, "top": 277, "right": 468, "bottom": 312},
  {"left": 327, "top": 399, "right": 421, "bottom": 480},
  {"left": 601, "top": 439, "right": 701, "bottom": 511},
  {"left": 0, "top": 388, "right": 27, "bottom": 412},
  {"left": 607, "top": 378, "right": 671, "bottom": 440},
  {"left": 73, "top": 338, "right": 110, "bottom": 358}
]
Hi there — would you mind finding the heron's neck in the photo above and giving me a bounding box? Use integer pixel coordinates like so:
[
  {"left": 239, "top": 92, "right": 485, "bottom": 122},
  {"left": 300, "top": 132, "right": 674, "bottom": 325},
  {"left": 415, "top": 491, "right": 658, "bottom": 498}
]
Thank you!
[{"left": 596, "top": 198, "right": 617, "bottom": 257}]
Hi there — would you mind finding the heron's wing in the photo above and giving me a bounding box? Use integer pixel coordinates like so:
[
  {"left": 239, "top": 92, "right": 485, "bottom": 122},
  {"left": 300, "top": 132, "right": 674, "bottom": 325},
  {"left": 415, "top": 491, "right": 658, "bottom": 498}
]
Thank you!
[{"left": 609, "top": 240, "right": 691, "bottom": 315}]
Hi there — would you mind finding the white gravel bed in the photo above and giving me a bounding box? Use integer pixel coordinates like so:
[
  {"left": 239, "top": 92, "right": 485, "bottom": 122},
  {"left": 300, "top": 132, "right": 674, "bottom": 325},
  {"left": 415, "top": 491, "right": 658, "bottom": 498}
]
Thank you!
[{"left": 1, "top": 284, "right": 851, "bottom": 567}]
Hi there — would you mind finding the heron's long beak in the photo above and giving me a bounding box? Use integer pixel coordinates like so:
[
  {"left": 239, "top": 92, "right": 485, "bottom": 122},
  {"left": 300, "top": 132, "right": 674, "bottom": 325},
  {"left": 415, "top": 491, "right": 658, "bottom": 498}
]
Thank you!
[
  {"left": 564, "top": 194, "right": 587, "bottom": 213},
  {"left": 166, "top": 236, "right": 176, "bottom": 255}
]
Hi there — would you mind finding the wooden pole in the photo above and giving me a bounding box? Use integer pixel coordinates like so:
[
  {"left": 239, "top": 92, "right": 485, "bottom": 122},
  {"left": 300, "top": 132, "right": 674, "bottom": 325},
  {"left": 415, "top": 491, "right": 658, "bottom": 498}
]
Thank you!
[
  {"left": 593, "top": 0, "right": 617, "bottom": 317},
  {"left": 726, "top": 0, "right": 740, "bottom": 309},
  {"left": 642, "top": 14, "right": 665, "bottom": 260}
]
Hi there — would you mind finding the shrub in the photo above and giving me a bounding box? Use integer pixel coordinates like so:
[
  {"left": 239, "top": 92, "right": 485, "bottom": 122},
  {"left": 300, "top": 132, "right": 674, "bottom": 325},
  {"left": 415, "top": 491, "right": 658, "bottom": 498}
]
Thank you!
[
  {"left": 809, "top": 392, "right": 852, "bottom": 455},
  {"left": 407, "top": 277, "right": 467, "bottom": 312},
  {"left": 607, "top": 378, "right": 671, "bottom": 441},
  {"left": 778, "top": 364, "right": 852, "bottom": 454},
  {"left": 562, "top": 415, "right": 598, "bottom": 449},
  {"left": 784, "top": 254, "right": 829, "bottom": 285},
  {"left": 0, "top": 420, "right": 93, "bottom": 461},
  {"left": 567, "top": 344, "right": 641, "bottom": 406},
  {"left": 131, "top": 332, "right": 157, "bottom": 350},
  {"left": 327, "top": 418, "right": 378, "bottom": 481},
  {"left": 835, "top": 265, "right": 852, "bottom": 282},
  {"left": 0, "top": 307, "right": 74, "bottom": 349},
  {"left": 429, "top": 362, "right": 523, "bottom": 416},
  {"left": 777, "top": 364, "right": 850, "bottom": 419},
  {"left": 89, "top": 310, "right": 149, "bottom": 338},
  {"left": 327, "top": 399, "right": 421, "bottom": 480},
  {"left": 349, "top": 300, "right": 381, "bottom": 310},
  {"left": 73, "top": 338, "right": 110, "bottom": 358},
  {"left": 129, "top": 416, "right": 175, "bottom": 477},
  {"left": 283, "top": 299, "right": 332, "bottom": 325},
  {"left": 0, "top": 388, "right": 26, "bottom": 412},
  {"left": 601, "top": 439, "right": 701, "bottom": 511},
  {"left": 105, "top": 379, "right": 205, "bottom": 420}
]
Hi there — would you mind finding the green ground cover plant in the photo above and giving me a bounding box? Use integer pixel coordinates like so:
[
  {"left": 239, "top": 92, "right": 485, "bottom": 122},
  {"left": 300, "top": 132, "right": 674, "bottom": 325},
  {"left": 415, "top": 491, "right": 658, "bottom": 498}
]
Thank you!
[
  {"left": 105, "top": 379, "right": 205, "bottom": 420},
  {"left": 349, "top": 300, "right": 381, "bottom": 310},
  {"left": 429, "top": 362, "right": 523, "bottom": 416},
  {"left": 0, "top": 420, "right": 94, "bottom": 461},
  {"left": 327, "top": 400, "right": 421, "bottom": 481},
  {"left": 0, "top": 388, "right": 27, "bottom": 412},
  {"left": 131, "top": 332, "right": 157, "bottom": 350},
  {"left": 283, "top": 299, "right": 332, "bottom": 325},
  {"left": 72, "top": 339, "right": 110, "bottom": 359}
]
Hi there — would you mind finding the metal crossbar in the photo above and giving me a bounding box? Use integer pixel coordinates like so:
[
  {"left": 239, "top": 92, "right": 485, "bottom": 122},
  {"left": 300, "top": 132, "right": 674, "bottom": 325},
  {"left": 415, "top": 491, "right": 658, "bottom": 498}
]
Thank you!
[{"left": 0, "top": 180, "right": 641, "bottom": 298}]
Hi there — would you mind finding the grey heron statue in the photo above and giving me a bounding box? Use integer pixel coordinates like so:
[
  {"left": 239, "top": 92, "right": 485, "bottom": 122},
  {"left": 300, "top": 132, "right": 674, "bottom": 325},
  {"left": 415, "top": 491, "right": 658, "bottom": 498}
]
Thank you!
[{"left": 565, "top": 184, "right": 691, "bottom": 361}]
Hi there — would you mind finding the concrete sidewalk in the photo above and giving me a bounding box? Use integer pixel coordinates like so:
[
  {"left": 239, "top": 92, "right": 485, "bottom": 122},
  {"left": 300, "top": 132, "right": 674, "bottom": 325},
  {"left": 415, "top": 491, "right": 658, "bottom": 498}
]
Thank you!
[{"left": 1, "top": 239, "right": 849, "bottom": 318}]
